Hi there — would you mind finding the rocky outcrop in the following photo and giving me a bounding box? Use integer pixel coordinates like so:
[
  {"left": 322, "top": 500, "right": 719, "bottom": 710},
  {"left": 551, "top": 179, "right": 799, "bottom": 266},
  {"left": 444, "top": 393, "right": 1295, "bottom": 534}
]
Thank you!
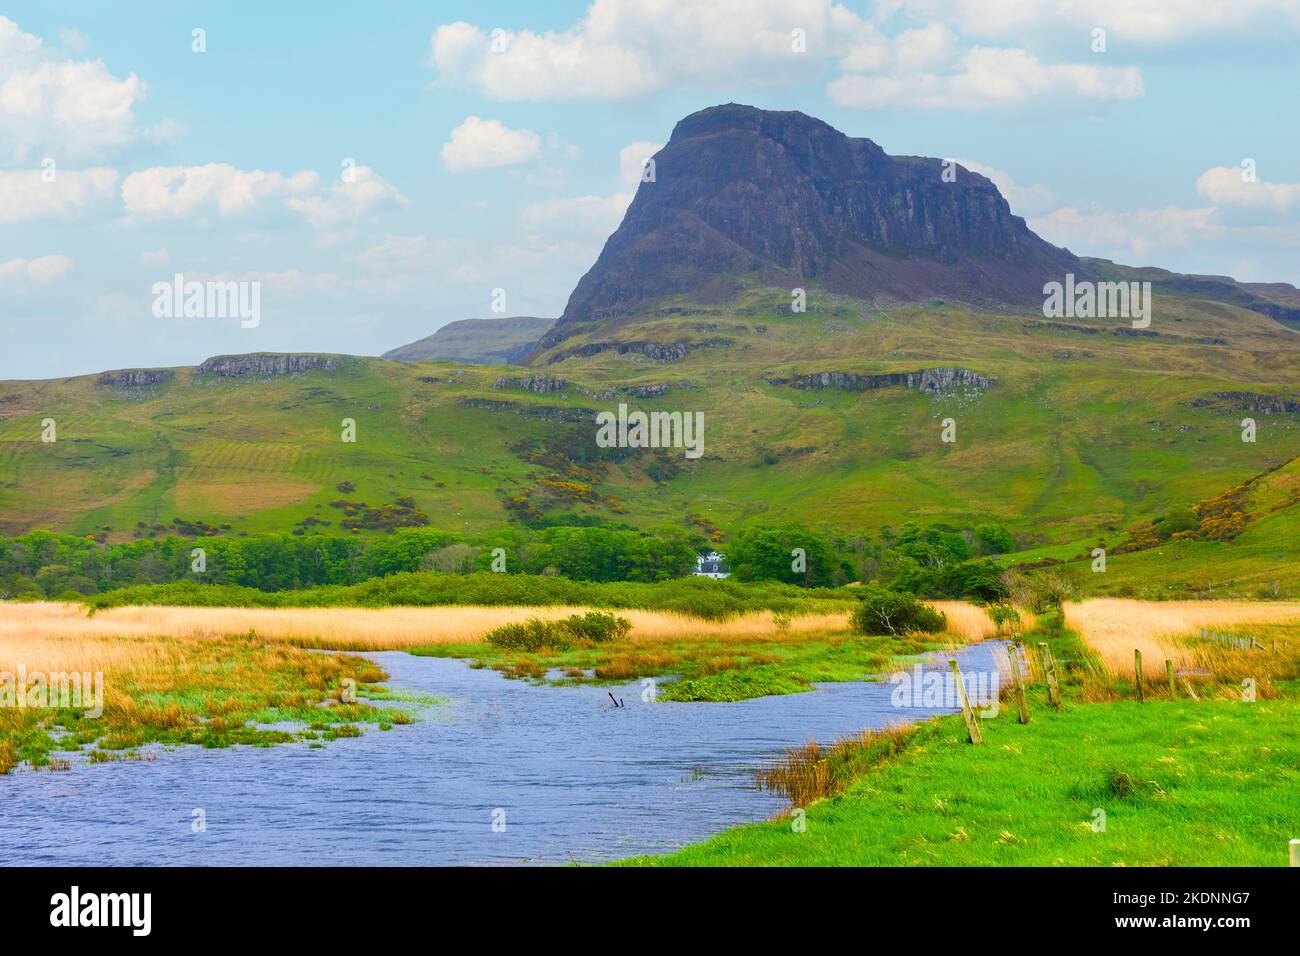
[
  {"left": 1190, "top": 392, "right": 1300, "bottom": 415},
  {"left": 535, "top": 103, "right": 1081, "bottom": 354},
  {"left": 195, "top": 353, "right": 337, "bottom": 377},
  {"left": 765, "top": 366, "right": 993, "bottom": 395},
  {"left": 493, "top": 373, "right": 568, "bottom": 394},
  {"left": 95, "top": 369, "right": 175, "bottom": 390},
  {"left": 625, "top": 383, "right": 673, "bottom": 398},
  {"left": 457, "top": 397, "right": 592, "bottom": 424},
  {"left": 546, "top": 338, "right": 733, "bottom": 365}
]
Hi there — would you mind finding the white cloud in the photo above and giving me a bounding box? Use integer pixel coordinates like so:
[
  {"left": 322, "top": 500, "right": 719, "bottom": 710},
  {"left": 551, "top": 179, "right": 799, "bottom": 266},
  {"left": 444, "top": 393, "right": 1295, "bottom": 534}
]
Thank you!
[
  {"left": 119, "top": 163, "right": 404, "bottom": 228},
  {"left": 0, "top": 166, "right": 118, "bottom": 223},
  {"left": 830, "top": 46, "right": 1142, "bottom": 110},
  {"left": 285, "top": 165, "right": 407, "bottom": 228},
  {"left": 441, "top": 116, "right": 542, "bottom": 172},
  {"left": 1032, "top": 204, "right": 1222, "bottom": 259},
  {"left": 430, "top": 2, "right": 1146, "bottom": 111},
  {"left": 140, "top": 247, "right": 169, "bottom": 265},
  {"left": 524, "top": 193, "right": 633, "bottom": 237},
  {"left": 890, "top": 1, "right": 1300, "bottom": 45},
  {"left": 951, "top": 158, "right": 1055, "bottom": 216},
  {"left": 617, "top": 141, "right": 663, "bottom": 190},
  {"left": 121, "top": 163, "right": 318, "bottom": 221},
  {"left": 0, "top": 254, "right": 74, "bottom": 284},
  {"left": 429, "top": 2, "right": 840, "bottom": 101},
  {"left": 1196, "top": 165, "right": 1300, "bottom": 214},
  {"left": 523, "top": 139, "right": 663, "bottom": 239},
  {"left": 0, "top": 16, "right": 178, "bottom": 161}
]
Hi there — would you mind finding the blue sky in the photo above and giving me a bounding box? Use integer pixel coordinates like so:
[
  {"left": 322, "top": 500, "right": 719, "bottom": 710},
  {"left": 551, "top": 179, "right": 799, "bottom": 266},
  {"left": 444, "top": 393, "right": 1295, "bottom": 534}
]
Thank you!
[{"left": 3, "top": 0, "right": 1299, "bottom": 378}]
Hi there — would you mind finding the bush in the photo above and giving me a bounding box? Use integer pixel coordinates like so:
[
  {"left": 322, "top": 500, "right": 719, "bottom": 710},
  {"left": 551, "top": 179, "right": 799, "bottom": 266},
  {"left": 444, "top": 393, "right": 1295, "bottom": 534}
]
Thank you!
[
  {"left": 849, "top": 585, "right": 946, "bottom": 636},
  {"left": 562, "top": 611, "right": 631, "bottom": 643},
  {"left": 484, "top": 611, "right": 632, "bottom": 651}
]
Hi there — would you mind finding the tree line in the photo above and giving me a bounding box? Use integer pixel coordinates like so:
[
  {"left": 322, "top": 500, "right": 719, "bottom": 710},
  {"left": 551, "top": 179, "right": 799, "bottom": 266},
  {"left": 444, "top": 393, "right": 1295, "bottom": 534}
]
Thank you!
[{"left": 0, "top": 518, "right": 1018, "bottom": 601}]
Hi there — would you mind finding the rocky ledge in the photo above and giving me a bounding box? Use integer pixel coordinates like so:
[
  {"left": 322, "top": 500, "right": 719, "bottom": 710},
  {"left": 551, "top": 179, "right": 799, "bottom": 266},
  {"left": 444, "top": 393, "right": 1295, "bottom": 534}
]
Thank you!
[
  {"left": 94, "top": 369, "right": 175, "bottom": 390},
  {"left": 493, "top": 373, "right": 568, "bottom": 394},
  {"left": 195, "top": 353, "right": 337, "bottom": 378},
  {"left": 765, "top": 366, "right": 994, "bottom": 395}
]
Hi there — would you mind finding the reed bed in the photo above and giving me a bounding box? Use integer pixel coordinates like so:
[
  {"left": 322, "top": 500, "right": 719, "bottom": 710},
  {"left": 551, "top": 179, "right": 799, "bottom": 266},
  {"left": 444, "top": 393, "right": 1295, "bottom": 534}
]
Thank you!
[
  {"left": 757, "top": 724, "right": 919, "bottom": 807},
  {"left": 1064, "top": 598, "right": 1300, "bottom": 680},
  {"left": 1, "top": 601, "right": 854, "bottom": 654}
]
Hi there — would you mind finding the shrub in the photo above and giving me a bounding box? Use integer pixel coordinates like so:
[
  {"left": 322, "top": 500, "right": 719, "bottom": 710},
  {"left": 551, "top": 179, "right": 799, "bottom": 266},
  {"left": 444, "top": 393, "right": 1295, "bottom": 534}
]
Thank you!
[
  {"left": 849, "top": 585, "right": 946, "bottom": 636},
  {"left": 484, "top": 611, "right": 632, "bottom": 651},
  {"left": 562, "top": 611, "right": 631, "bottom": 643}
]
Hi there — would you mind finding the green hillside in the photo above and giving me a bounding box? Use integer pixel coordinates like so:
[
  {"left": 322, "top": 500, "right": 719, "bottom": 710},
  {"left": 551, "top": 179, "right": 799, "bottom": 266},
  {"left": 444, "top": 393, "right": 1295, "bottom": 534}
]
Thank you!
[{"left": 2, "top": 286, "right": 1298, "bottom": 593}]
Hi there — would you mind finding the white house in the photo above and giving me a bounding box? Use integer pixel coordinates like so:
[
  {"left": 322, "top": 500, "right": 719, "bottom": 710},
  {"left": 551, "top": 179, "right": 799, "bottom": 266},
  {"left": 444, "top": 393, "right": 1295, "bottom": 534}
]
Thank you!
[{"left": 694, "top": 551, "right": 730, "bottom": 579}]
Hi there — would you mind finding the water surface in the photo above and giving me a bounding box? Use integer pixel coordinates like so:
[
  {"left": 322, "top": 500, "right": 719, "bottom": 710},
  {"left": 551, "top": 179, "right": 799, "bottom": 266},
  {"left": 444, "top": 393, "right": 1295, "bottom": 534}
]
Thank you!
[{"left": 0, "top": 642, "right": 1005, "bottom": 865}]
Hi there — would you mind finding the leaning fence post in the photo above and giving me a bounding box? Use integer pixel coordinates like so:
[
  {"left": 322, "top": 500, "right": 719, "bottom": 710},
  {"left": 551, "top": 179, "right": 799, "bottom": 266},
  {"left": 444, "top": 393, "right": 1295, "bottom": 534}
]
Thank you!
[
  {"left": 1038, "top": 642, "right": 1062, "bottom": 711},
  {"left": 1181, "top": 678, "right": 1199, "bottom": 701},
  {"left": 948, "top": 659, "right": 983, "bottom": 745},
  {"left": 1291, "top": 839, "right": 1300, "bottom": 867},
  {"left": 1007, "top": 642, "right": 1030, "bottom": 724},
  {"left": 1135, "top": 649, "right": 1145, "bottom": 702},
  {"left": 1166, "top": 659, "right": 1175, "bottom": 699}
]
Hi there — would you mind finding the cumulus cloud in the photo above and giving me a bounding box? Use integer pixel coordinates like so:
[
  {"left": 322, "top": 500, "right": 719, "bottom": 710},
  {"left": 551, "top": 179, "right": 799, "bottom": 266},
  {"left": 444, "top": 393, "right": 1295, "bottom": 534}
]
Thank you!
[
  {"left": 441, "top": 117, "right": 542, "bottom": 172},
  {"left": 121, "top": 163, "right": 318, "bottom": 221},
  {"left": 950, "top": 158, "right": 1055, "bottom": 217},
  {"left": 523, "top": 139, "right": 663, "bottom": 240},
  {"left": 285, "top": 165, "right": 407, "bottom": 228},
  {"left": 119, "top": 163, "right": 404, "bottom": 228},
  {"left": 1196, "top": 165, "right": 1300, "bottom": 215},
  {"left": 429, "top": 1, "right": 1146, "bottom": 111},
  {"left": 0, "top": 16, "right": 179, "bottom": 161},
  {"left": 0, "top": 254, "right": 74, "bottom": 284},
  {"left": 1032, "top": 204, "right": 1222, "bottom": 259},
  {"left": 829, "top": 46, "right": 1142, "bottom": 110},
  {"left": 0, "top": 166, "right": 118, "bottom": 223},
  {"left": 889, "top": 0, "right": 1300, "bottom": 45}
]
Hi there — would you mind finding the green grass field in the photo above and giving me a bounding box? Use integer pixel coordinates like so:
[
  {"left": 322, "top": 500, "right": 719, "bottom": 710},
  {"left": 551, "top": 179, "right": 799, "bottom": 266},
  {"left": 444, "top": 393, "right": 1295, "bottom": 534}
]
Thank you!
[
  {"left": 2, "top": 288, "right": 1299, "bottom": 595},
  {"left": 623, "top": 690, "right": 1300, "bottom": 866}
]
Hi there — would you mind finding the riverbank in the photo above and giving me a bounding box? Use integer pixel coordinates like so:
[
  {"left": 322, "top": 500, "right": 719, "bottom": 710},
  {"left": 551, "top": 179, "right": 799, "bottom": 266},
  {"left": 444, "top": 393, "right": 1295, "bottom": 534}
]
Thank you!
[
  {"left": 0, "top": 626, "right": 412, "bottom": 773},
  {"left": 626, "top": 609, "right": 1300, "bottom": 866}
]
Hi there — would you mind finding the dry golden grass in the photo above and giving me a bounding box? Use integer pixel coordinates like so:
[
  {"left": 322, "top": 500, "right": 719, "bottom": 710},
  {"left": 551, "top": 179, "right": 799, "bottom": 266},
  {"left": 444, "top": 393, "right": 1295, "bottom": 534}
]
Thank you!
[
  {"left": 1064, "top": 598, "right": 1300, "bottom": 679},
  {"left": 932, "top": 601, "right": 1036, "bottom": 643},
  {"left": 0, "top": 602, "right": 856, "bottom": 653}
]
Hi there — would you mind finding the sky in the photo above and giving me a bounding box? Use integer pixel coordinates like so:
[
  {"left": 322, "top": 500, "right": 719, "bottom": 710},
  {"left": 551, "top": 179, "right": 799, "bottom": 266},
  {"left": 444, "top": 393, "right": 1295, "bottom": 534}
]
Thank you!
[{"left": 3, "top": 0, "right": 1300, "bottom": 379}]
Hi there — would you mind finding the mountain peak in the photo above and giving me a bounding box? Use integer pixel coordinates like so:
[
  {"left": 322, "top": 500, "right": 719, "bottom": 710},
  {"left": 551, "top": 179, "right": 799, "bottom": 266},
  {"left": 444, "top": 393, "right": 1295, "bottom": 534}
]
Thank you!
[{"left": 534, "top": 104, "right": 1078, "bottom": 355}]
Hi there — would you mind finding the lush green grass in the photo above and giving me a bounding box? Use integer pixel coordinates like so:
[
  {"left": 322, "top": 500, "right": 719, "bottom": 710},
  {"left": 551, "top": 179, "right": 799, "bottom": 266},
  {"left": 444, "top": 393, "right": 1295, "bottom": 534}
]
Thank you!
[
  {"left": 3, "top": 289, "right": 1298, "bottom": 587},
  {"left": 622, "top": 690, "right": 1300, "bottom": 866},
  {"left": 412, "top": 629, "right": 954, "bottom": 702},
  {"left": 83, "top": 572, "right": 856, "bottom": 619},
  {"left": 0, "top": 633, "right": 419, "bottom": 773}
]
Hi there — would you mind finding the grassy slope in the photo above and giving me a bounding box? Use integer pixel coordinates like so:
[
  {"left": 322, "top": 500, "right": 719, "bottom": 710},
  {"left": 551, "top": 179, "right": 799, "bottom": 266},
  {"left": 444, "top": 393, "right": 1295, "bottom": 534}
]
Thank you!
[
  {"left": 624, "top": 691, "right": 1300, "bottom": 866},
  {"left": 2, "top": 288, "right": 1298, "bottom": 584}
]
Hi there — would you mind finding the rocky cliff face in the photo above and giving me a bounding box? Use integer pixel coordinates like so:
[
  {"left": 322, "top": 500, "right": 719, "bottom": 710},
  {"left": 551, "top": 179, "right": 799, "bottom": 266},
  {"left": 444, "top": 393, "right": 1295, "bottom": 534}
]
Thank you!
[
  {"left": 95, "top": 369, "right": 175, "bottom": 390},
  {"left": 765, "top": 366, "right": 994, "bottom": 395},
  {"left": 195, "top": 354, "right": 337, "bottom": 377},
  {"left": 536, "top": 104, "right": 1080, "bottom": 354}
]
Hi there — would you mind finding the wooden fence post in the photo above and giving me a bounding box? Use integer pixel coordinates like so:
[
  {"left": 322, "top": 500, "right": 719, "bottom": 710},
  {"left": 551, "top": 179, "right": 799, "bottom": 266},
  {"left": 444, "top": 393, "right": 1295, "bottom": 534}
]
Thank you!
[
  {"left": 1135, "top": 649, "right": 1145, "bottom": 702},
  {"left": 948, "top": 659, "right": 983, "bottom": 745},
  {"left": 1038, "top": 642, "right": 1062, "bottom": 711},
  {"left": 1166, "top": 659, "right": 1175, "bottom": 699},
  {"left": 1291, "top": 839, "right": 1300, "bottom": 867},
  {"left": 1007, "top": 642, "right": 1030, "bottom": 724}
]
